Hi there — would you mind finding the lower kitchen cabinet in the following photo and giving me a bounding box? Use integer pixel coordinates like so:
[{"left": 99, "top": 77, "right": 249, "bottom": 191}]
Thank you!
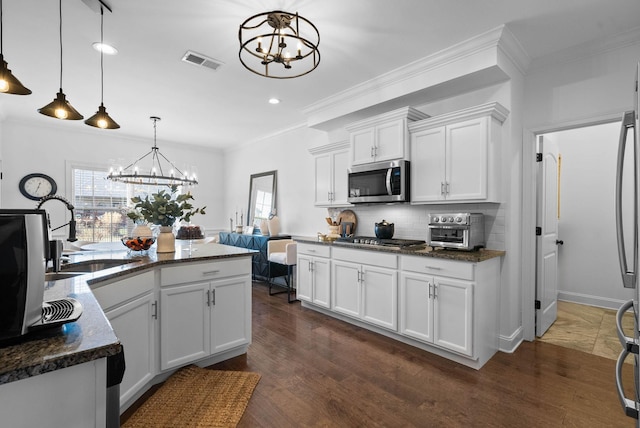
[
  {"left": 91, "top": 271, "right": 157, "bottom": 408},
  {"left": 400, "top": 255, "right": 499, "bottom": 365},
  {"left": 331, "top": 247, "right": 398, "bottom": 331},
  {"left": 297, "top": 243, "right": 331, "bottom": 308},
  {"left": 295, "top": 241, "right": 501, "bottom": 369},
  {"left": 160, "top": 259, "right": 251, "bottom": 371},
  {"left": 104, "top": 291, "right": 157, "bottom": 405},
  {"left": 400, "top": 271, "right": 472, "bottom": 356}
]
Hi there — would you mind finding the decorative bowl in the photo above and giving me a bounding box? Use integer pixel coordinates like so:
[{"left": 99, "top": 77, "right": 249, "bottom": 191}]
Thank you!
[{"left": 121, "top": 236, "right": 156, "bottom": 251}]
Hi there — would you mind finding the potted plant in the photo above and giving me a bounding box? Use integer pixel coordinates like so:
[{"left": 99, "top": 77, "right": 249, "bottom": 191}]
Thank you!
[{"left": 128, "top": 185, "right": 206, "bottom": 252}]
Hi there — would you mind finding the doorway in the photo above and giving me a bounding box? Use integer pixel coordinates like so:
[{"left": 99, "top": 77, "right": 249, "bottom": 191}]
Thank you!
[{"left": 534, "top": 120, "right": 635, "bottom": 351}]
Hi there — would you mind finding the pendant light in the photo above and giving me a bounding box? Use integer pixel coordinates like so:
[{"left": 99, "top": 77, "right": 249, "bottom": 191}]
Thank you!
[
  {"left": 85, "top": 5, "right": 119, "bottom": 129},
  {"left": 0, "top": 0, "right": 31, "bottom": 95},
  {"left": 38, "top": 0, "right": 83, "bottom": 120}
]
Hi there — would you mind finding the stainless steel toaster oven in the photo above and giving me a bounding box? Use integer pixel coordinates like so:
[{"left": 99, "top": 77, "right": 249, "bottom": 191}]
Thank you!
[{"left": 427, "top": 213, "right": 485, "bottom": 250}]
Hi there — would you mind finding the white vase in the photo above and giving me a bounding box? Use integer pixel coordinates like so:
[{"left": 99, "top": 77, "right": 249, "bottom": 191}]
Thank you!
[
  {"left": 260, "top": 219, "right": 270, "bottom": 235},
  {"left": 268, "top": 216, "right": 280, "bottom": 236},
  {"left": 156, "top": 226, "right": 176, "bottom": 253},
  {"left": 131, "top": 223, "right": 153, "bottom": 238}
]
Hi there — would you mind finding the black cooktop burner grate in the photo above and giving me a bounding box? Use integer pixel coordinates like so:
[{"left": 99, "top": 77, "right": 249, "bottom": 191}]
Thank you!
[{"left": 336, "top": 236, "right": 425, "bottom": 247}]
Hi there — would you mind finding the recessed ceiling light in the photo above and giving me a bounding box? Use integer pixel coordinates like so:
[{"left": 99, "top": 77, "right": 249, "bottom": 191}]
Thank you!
[
  {"left": 268, "top": 98, "right": 280, "bottom": 104},
  {"left": 92, "top": 42, "right": 118, "bottom": 55}
]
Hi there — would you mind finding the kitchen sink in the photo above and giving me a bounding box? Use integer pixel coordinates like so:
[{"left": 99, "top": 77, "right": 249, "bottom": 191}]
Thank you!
[
  {"left": 45, "top": 272, "right": 83, "bottom": 281},
  {"left": 60, "top": 259, "right": 135, "bottom": 273}
]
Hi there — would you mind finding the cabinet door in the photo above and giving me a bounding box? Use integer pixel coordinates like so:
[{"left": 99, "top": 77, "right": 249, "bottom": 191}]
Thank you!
[
  {"left": 399, "top": 272, "right": 433, "bottom": 343},
  {"left": 361, "top": 265, "right": 397, "bottom": 330},
  {"left": 331, "top": 150, "right": 350, "bottom": 206},
  {"left": 375, "top": 119, "right": 405, "bottom": 162},
  {"left": 312, "top": 257, "right": 331, "bottom": 308},
  {"left": 350, "top": 128, "right": 376, "bottom": 165},
  {"left": 433, "top": 277, "right": 473, "bottom": 356},
  {"left": 410, "top": 126, "right": 446, "bottom": 202},
  {"left": 211, "top": 276, "right": 251, "bottom": 354},
  {"left": 331, "top": 260, "right": 361, "bottom": 318},
  {"left": 314, "top": 153, "right": 332, "bottom": 206},
  {"left": 160, "top": 282, "right": 209, "bottom": 370},
  {"left": 446, "top": 117, "right": 488, "bottom": 201},
  {"left": 296, "top": 255, "right": 313, "bottom": 303},
  {"left": 105, "top": 292, "right": 156, "bottom": 405}
]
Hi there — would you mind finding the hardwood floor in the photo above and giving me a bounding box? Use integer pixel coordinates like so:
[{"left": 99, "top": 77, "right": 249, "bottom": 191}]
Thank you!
[{"left": 205, "top": 282, "right": 635, "bottom": 427}]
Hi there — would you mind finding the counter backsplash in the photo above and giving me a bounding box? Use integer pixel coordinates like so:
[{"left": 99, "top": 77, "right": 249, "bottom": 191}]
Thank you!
[{"left": 328, "top": 203, "right": 505, "bottom": 250}]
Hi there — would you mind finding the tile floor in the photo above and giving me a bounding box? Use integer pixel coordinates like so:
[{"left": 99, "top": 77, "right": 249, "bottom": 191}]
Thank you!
[{"left": 538, "top": 300, "right": 636, "bottom": 362}]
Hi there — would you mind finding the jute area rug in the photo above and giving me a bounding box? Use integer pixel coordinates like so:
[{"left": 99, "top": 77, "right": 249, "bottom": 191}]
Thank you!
[{"left": 123, "top": 365, "right": 261, "bottom": 427}]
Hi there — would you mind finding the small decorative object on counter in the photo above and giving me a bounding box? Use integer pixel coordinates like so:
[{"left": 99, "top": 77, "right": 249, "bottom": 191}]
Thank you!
[
  {"left": 156, "top": 226, "right": 175, "bottom": 253},
  {"left": 176, "top": 223, "right": 204, "bottom": 240},
  {"left": 121, "top": 236, "right": 156, "bottom": 252}
]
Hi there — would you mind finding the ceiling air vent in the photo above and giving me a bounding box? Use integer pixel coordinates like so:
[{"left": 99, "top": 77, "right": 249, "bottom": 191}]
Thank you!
[{"left": 181, "top": 51, "right": 224, "bottom": 71}]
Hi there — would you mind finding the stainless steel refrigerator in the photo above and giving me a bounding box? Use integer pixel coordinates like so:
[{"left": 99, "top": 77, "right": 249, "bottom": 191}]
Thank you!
[{"left": 615, "top": 62, "right": 640, "bottom": 425}]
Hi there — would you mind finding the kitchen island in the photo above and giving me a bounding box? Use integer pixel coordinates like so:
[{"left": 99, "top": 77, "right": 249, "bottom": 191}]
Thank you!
[
  {"left": 0, "top": 241, "right": 255, "bottom": 427},
  {"left": 293, "top": 236, "right": 504, "bottom": 369}
]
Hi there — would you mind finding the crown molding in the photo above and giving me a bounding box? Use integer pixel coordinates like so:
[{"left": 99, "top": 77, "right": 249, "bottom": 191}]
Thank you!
[
  {"left": 303, "top": 25, "right": 523, "bottom": 131},
  {"left": 308, "top": 140, "right": 350, "bottom": 156},
  {"left": 408, "top": 102, "right": 510, "bottom": 132}
]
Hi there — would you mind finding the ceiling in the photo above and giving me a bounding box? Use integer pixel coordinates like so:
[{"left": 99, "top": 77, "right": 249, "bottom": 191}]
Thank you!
[{"left": 1, "top": 0, "right": 639, "bottom": 150}]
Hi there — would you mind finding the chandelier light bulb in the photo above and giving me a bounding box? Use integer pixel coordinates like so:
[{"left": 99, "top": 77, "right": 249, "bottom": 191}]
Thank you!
[{"left": 0, "top": 79, "right": 8, "bottom": 92}]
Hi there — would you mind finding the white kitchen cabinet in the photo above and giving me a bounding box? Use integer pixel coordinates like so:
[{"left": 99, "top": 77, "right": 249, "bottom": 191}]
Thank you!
[
  {"left": 311, "top": 143, "right": 351, "bottom": 207},
  {"left": 400, "top": 255, "right": 499, "bottom": 364},
  {"left": 159, "top": 258, "right": 251, "bottom": 371},
  {"left": 91, "top": 270, "right": 157, "bottom": 409},
  {"left": 297, "top": 243, "right": 331, "bottom": 308},
  {"left": 409, "top": 102, "right": 508, "bottom": 203},
  {"left": 331, "top": 247, "right": 398, "bottom": 331},
  {"left": 399, "top": 271, "right": 472, "bottom": 356},
  {"left": 346, "top": 106, "right": 429, "bottom": 166},
  {"left": 104, "top": 291, "right": 157, "bottom": 405}
]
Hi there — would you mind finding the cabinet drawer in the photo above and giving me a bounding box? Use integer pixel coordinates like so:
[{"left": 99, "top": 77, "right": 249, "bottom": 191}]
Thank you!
[
  {"left": 160, "top": 257, "right": 251, "bottom": 286},
  {"left": 92, "top": 271, "right": 155, "bottom": 311},
  {"left": 298, "top": 243, "right": 331, "bottom": 258},
  {"left": 401, "top": 255, "right": 474, "bottom": 280},
  {"left": 332, "top": 247, "right": 397, "bottom": 269}
]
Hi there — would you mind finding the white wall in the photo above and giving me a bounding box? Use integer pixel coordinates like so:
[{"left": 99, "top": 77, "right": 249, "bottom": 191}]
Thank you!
[
  {"left": 0, "top": 119, "right": 225, "bottom": 238},
  {"left": 548, "top": 122, "right": 635, "bottom": 308}
]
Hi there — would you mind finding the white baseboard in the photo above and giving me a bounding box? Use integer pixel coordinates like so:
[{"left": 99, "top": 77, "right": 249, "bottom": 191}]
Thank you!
[
  {"left": 558, "top": 291, "right": 629, "bottom": 310},
  {"left": 499, "top": 326, "right": 524, "bottom": 353}
]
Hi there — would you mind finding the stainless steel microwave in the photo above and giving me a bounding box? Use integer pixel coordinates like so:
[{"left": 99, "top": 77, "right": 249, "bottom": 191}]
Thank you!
[{"left": 348, "top": 160, "right": 410, "bottom": 204}]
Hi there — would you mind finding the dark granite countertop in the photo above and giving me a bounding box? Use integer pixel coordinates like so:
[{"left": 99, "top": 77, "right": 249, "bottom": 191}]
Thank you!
[
  {"left": 293, "top": 236, "right": 505, "bottom": 263},
  {"left": 0, "top": 242, "right": 255, "bottom": 386}
]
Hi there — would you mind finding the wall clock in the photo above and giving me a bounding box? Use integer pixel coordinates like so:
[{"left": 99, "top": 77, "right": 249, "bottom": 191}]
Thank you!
[{"left": 19, "top": 173, "right": 58, "bottom": 201}]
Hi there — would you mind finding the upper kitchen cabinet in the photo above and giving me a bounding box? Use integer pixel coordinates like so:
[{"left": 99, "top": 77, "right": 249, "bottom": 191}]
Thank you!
[
  {"left": 409, "top": 102, "right": 509, "bottom": 204},
  {"left": 310, "top": 141, "right": 351, "bottom": 207},
  {"left": 346, "top": 107, "right": 429, "bottom": 166}
]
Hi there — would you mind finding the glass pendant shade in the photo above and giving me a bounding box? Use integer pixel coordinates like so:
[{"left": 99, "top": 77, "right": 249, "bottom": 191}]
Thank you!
[
  {"left": 38, "top": 90, "right": 83, "bottom": 120},
  {"left": 0, "top": 54, "right": 31, "bottom": 95},
  {"left": 85, "top": 103, "right": 119, "bottom": 129}
]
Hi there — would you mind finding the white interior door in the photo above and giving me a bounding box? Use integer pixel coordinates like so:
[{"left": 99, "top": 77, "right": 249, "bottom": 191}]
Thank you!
[{"left": 536, "top": 134, "right": 560, "bottom": 337}]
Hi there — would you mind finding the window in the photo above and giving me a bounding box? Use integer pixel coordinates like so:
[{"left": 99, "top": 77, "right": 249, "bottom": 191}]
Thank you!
[{"left": 71, "top": 166, "right": 176, "bottom": 242}]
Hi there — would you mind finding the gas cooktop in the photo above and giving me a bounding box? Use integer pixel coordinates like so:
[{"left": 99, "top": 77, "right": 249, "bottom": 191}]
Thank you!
[{"left": 335, "top": 236, "right": 425, "bottom": 248}]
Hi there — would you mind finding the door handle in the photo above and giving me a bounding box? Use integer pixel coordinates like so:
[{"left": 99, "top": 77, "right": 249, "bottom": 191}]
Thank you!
[
  {"left": 441, "top": 182, "right": 445, "bottom": 195},
  {"left": 615, "top": 348, "right": 640, "bottom": 419},
  {"left": 212, "top": 289, "right": 216, "bottom": 306},
  {"left": 151, "top": 300, "right": 158, "bottom": 319},
  {"left": 206, "top": 289, "right": 210, "bottom": 306},
  {"left": 428, "top": 283, "right": 433, "bottom": 299},
  {"left": 616, "top": 111, "right": 638, "bottom": 289},
  {"left": 555, "top": 240, "right": 564, "bottom": 245}
]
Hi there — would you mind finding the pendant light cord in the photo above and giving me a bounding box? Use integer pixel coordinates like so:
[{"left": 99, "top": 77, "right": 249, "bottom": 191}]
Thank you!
[
  {"left": 58, "top": 0, "right": 63, "bottom": 89},
  {"left": 100, "top": 6, "right": 104, "bottom": 103},
  {"left": 1, "top": 0, "right": 4, "bottom": 54}
]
